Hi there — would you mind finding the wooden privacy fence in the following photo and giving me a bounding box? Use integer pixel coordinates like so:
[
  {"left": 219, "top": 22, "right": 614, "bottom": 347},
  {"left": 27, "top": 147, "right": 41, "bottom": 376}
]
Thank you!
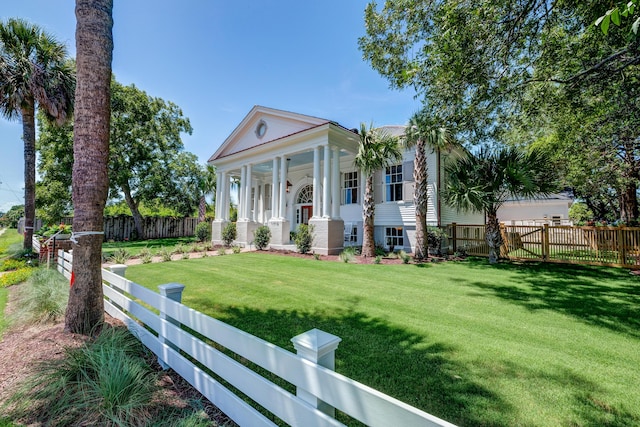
[
  {"left": 56, "top": 250, "right": 456, "bottom": 427},
  {"left": 447, "top": 223, "right": 640, "bottom": 268},
  {"left": 60, "top": 216, "right": 199, "bottom": 241}
]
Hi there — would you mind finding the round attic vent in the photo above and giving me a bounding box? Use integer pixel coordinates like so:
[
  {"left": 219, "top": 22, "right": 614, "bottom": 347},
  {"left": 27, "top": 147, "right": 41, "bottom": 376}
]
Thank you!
[{"left": 255, "top": 120, "right": 267, "bottom": 139}]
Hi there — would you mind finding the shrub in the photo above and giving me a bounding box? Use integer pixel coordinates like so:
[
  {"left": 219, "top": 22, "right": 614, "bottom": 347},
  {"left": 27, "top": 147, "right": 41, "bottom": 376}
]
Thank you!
[
  {"left": 294, "top": 224, "right": 314, "bottom": 254},
  {"left": 0, "top": 258, "right": 28, "bottom": 272},
  {"left": 201, "top": 242, "right": 212, "bottom": 252},
  {"left": 339, "top": 247, "right": 356, "bottom": 263},
  {"left": 427, "top": 227, "right": 448, "bottom": 256},
  {"left": 217, "top": 247, "right": 226, "bottom": 256},
  {"left": 0, "top": 268, "right": 34, "bottom": 288},
  {"left": 374, "top": 243, "right": 386, "bottom": 257},
  {"left": 232, "top": 245, "right": 242, "bottom": 254},
  {"left": 313, "top": 253, "right": 320, "bottom": 260},
  {"left": 222, "top": 222, "right": 236, "bottom": 247},
  {"left": 253, "top": 225, "right": 271, "bottom": 250},
  {"left": 194, "top": 221, "right": 211, "bottom": 242},
  {"left": 108, "top": 248, "right": 131, "bottom": 264},
  {"left": 374, "top": 255, "right": 382, "bottom": 264}
]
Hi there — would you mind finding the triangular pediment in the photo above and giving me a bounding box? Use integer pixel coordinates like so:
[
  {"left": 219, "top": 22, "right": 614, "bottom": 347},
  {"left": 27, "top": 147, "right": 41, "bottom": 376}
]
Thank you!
[{"left": 209, "top": 106, "right": 329, "bottom": 162}]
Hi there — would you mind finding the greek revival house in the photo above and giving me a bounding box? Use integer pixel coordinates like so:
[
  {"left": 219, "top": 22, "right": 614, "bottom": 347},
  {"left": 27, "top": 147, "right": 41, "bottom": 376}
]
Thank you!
[{"left": 208, "top": 106, "right": 482, "bottom": 254}]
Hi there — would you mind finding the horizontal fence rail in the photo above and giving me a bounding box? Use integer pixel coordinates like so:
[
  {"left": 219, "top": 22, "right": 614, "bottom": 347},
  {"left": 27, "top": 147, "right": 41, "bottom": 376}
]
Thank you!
[
  {"left": 57, "top": 250, "right": 456, "bottom": 427},
  {"left": 446, "top": 223, "right": 640, "bottom": 268}
]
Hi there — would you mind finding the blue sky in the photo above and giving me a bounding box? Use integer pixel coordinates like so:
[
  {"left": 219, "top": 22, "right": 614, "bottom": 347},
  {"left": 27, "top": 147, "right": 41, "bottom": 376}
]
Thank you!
[{"left": 0, "top": 0, "right": 419, "bottom": 213}]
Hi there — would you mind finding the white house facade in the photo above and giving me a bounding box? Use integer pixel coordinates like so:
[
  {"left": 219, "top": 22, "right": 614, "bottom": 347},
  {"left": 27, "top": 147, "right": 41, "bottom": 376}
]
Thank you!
[{"left": 208, "top": 106, "right": 483, "bottom": 254}]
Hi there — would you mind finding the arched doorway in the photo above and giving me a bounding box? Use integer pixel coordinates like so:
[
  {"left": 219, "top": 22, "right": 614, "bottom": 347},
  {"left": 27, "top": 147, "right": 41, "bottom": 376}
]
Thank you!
[{"left": 295, "top": 185, "right": 313, "bottom": 226}]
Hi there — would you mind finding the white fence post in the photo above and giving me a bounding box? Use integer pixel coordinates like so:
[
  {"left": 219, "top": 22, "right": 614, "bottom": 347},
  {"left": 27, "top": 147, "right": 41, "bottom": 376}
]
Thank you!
[
  {"left": 107, "top": 264, "right": 128, "bottom": 311},
  {"left": 291, "top": 328, "right": 342, "bottom": 418},
  {"left": 157, "top": 283, "right": 185, "bottom": 369}
]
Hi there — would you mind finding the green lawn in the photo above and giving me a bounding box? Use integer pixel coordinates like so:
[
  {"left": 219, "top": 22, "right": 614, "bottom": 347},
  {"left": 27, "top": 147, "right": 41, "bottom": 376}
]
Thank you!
[{"left": 126, "top": 254, "right": 640, "bottom": 427}]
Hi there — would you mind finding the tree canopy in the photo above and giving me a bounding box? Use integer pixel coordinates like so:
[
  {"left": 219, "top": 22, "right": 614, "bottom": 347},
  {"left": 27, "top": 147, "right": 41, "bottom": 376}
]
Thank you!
[
  {"left": 37, "top": 78, "right": 205, "bottom": 235},
  {"left": 360, "top": 0, "right": 640, "bottom": 222}
]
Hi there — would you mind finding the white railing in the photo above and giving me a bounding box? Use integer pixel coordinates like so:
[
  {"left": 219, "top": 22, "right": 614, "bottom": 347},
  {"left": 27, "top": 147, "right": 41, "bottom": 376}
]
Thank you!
[{"left": 57, "top": 250, "right": 457, "bottom": 427}]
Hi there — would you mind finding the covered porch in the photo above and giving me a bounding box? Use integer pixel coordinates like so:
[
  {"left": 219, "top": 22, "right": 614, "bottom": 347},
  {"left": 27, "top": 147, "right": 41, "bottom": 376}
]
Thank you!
[{"left": 208, "top": 106, "right": 359, "bottom": 255}]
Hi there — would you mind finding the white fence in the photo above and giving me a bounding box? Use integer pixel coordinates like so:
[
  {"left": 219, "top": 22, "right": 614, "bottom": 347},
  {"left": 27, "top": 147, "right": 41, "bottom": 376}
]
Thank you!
[{"left": 57, "top": 250, "right": 456, "bottom": 427}]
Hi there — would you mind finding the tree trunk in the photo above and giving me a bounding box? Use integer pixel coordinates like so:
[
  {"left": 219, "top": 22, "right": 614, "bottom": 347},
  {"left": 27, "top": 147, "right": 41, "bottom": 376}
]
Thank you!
[
  {"left": 620, "top": 182, "right": 638, "bottom": 225},
  {"left": 198, "top": 195, "right": 206, "bottom": 222},
  {"left": 65, "top": 0, "right": 113, "bottom": 335},
  {"left": 413, "top": 139, "right": 429, "bottom": 260},
  {"left": 361, "top": 174, "right": 376, "bottom": 257},
  {"left": 485, "top": 211, "right": 502, "bottom": 264},
  {"left": 21, "top": 98, "right": 36, "bottom": 251},
  {"left": 122, "top": 182, "right": 144, "bottom": 239}
]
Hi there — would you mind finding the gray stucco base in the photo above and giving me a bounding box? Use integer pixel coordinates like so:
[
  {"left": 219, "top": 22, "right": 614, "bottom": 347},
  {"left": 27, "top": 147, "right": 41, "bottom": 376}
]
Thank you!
[
  {"left": 211, "top": 219, "right": 229, "bottom": 246},
  {"left": 268, "top": 218, "right": 291, "bottom": 246},
  {"left": 309, "top": 217, "right": 345, "bottom": 255},
  {"left": 236, "top": 220, "right": 259, "bottom": 248}
]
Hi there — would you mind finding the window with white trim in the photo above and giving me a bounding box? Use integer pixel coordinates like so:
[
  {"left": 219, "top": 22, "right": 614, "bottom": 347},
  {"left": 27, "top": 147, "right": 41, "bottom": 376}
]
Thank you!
[
  {"left": 385, "top": 227, "right": 404, "bottom": 248},
  {"left": 343, "top": 171, "right": 358, "bottom": 204},
  {"left": 385, "top": 164, "right": 403, "bottom": 202}
]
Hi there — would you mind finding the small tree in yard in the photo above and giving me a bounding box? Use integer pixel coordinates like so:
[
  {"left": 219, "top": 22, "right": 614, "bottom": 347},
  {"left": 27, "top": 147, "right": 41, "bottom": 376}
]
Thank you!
[
  {"left": 253, "top": 225, "right": 271, "bottom": 250},
  {"left": 443, "top": 145, "right": 556, "bottom": 264},
  {"left": 194, "top": 221, "right": 211, "bottom": 242},
  {"left": 221, "top": 222, "right": 236, "bottom": 247},
  {"left": 294, "top": 224, "right": 314, "bottom": 254}
]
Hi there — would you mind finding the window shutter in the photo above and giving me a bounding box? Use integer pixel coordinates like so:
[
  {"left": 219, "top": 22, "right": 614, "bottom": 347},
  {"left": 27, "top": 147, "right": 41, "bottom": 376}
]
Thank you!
[
  {"left": 403, "top": 182, "right": 414, "bottom": 202},
  {"left": 403, "top": 160, "right": 415, "bottom": 182}
]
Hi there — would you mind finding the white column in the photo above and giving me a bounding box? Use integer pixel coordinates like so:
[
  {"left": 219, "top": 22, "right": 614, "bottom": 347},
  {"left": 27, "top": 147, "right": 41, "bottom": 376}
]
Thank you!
[
  {"left": 332, "top": 147, "right": 340, "bottom": 218},
  {"left": 313, "top": 146, "right": 320, "bottom": 217},
  {"left": 221, "top": 171, "right": 228, "bottom": 220},
  {"left": 215, "top": 171, "right": 222, "bottom": 219},
  {"left": 279, "top": 156, "right": 287, "bottom": 219},
  {"left": 323, "top": 145, "right": 331, "bottom": 218},
  {"left": 272, "top": 157, "right": 279, "bottom": 219},
  {"left": 239, "top": 166, "right": 246, "bottom": 219},
  {"left": 253, "top": 179, "right": 259, "bottom": 222},
  {"left": 245, "top": 164, "right": 252, "bottom": 221}
]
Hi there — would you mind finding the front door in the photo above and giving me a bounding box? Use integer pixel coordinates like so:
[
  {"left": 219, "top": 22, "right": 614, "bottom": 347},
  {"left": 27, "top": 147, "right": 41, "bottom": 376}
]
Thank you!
[{"left": 301, "top": 205, "right": 312, "bottom": 224}]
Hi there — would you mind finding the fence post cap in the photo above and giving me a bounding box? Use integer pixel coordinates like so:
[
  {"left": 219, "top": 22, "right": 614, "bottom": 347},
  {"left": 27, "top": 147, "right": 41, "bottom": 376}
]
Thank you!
[
  {"left": 158, "top": 283, "right": 186, "bottom": 300},
  {"left": 109, "top": 264, "right": 128, "bottom": 277},
  {"left": 291, "top": 328, "right": 341, "bottom": 355},
  {"left": 158, "top": 282, "right": 186, "bottom": 292}
]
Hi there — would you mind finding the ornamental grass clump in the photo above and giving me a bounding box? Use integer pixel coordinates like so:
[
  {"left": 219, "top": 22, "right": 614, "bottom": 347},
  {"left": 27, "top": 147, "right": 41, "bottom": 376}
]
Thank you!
[
  {"left": 109, "top": 248, "right": 131, "bottom": 264},
  {"left": 339, "top": 247, "right": 356, "bottom": 263},
  {"left": 138, "top": 247, "right": 153, "bottom": 264},
  {"left": 8, "top": 268, "right": 68, "bottom": 325},
  {"left": 5, "top": 327, "right": 159, "bottom": 426}
]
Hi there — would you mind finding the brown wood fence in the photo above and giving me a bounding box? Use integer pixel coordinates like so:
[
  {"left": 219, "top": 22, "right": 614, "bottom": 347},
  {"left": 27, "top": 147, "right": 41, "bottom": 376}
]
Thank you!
[
  {"left": 61, "top": 216, "right": 200, "bottom": 241},
  {"left": 446, "top": 223, "right": 640, "bottom": 269}
]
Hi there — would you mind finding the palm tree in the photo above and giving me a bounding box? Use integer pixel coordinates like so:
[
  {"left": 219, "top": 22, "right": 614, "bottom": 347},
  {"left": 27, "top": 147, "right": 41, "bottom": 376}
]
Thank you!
[
  {"left": 443, "top": 145, "right": 555, "bottom": 264},
  {"left": 403, "top": 111, "right": 454, "bottom": 260},
  {"left": 354, "top": 122, "right": 402, "bottom": 257},
  {"left": 0, "top": 18, "right": 75, "bottom": 250},
  {"left": 65, "top": 0, "right": 113, "bottom": 335},
  {"left": 198, "top": 164, "right": 217, "bottom": 222}
]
